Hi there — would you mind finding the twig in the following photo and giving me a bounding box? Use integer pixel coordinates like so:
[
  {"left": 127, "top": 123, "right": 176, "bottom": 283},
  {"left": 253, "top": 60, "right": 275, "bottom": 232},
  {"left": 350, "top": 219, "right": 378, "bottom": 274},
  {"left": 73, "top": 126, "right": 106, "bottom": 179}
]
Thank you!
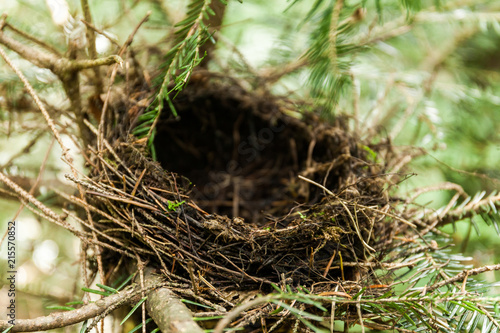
[
  {"left": 0, "top": 45, "right": 107, "bottom": 277},
  {"left": 407, "top": 182, "right": 466, "bottom": 204},
  {"left": 0, "top": 276, "right": 166, "bottom": 332},
  {"left": 356, "top": 293, "right": 364, "bottom": 333},
  {"left": 68, "top": 55, "right": 123, "bottom": 71},
  {"left": 96, "top": 11, "right": 150, "bottom": 151},
  {"left": 330, "top": 285, "right": 338, "bottom": 333},
  {"left": 0, "top": 130, "right": 45, "bottom": 170},
  {"left": 80, "top": 19, "right": 120, "bottom": 47},
  {"left": 0, "top": 46, "right": 70, "bottom": 160},
  {"left": 3, "top": 20, "right": 61, "bottom": 56},
  {"left": 12, "top": 138, "right": 55, "bottom": 220},
  {"left": 323, "top": 250, "right": 337, "bottom": 277},
  {"left": 213, "top": 295, "right": 275, "bottom": 333},
  {"left": 0, "top": 24, "right": 121, "bottom": 146},
  {"left": 427, "top": 263, "right": 500, "bottom": 292},
  {"left": 0, "top": 171, "right": 76, "bottom": 230},
  {"left": 84, "top": 190, "right": 161, "bottom": 211},
  {"left": 0, "top": 28, "right": 121, "bottom": 75},
  {"left": 144, "top": 268, "right": 204, "bottom": 333},
  {"left": 298, "top": 175, "right": 375, "bottom": 252},
  {"left": 81, "top": 0, "right": 103, "bottom": 95},
  {"left": 477, "top": 303, "right": 500, "bottom": 331},
  {"left": 0, "top": 137, "right": 54, "bottom": 248},
  {"left": 427, "top": 153, "right": 500, "bottom": 187},
  {"left": 217, "top": 252, "right": 259, "bottom": 282}
]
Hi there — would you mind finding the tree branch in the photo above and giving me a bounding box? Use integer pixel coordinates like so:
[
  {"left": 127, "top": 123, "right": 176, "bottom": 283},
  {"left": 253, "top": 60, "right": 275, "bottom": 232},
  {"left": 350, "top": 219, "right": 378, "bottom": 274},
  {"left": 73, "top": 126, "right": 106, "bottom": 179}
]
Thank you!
[
  {"left": 0, "top": 20, "right": 122, "bottom": 146},
  {"left": 0, "top": 271, "right": 183, "bottom": 333},
  {"left": 0, "top": 15, "right": 61, "bottom": 56},
  {"left": 69, "top": 55, "right": 123, "bottom": 72},
  {"left": 80, "top": 0, "right": 103, "bottom": 95},
  {"left": 427, "top": 263, "right": 500, "bottom": 292},
  {"left": 0, "top": 26, "right": 61, "bottom": 72},
  {"left": 0, "top": 285, "right": 141, "bottom": 332},
  {"left": 0, "top": 267, "right": 203, "bottom": 333},
  {"left": 143, "top": 268, "right": 204, "bottom": 333}
]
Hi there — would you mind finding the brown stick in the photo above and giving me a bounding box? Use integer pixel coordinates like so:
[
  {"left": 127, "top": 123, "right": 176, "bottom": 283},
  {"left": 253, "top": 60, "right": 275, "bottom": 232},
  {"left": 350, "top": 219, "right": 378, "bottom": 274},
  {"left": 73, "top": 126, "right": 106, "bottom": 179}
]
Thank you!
[
  {"left": 143, "top": 268, "right": 204, "bottom": 333},
  {"left": 80, "top": 0, "right": 103, "bottom": 95},
  {"left": 426, "top": 263, "right": 500, "bottom": 292},
  {"left": 0, "top": 284, "right": 146, "bottom": 332}
]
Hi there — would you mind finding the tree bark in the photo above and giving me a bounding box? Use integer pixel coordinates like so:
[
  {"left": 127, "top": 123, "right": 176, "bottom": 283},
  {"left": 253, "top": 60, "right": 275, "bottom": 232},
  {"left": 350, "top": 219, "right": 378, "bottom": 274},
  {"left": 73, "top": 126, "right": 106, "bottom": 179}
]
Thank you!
[{"left": 143, "top": 268, "right": 204, "bottom": 333}]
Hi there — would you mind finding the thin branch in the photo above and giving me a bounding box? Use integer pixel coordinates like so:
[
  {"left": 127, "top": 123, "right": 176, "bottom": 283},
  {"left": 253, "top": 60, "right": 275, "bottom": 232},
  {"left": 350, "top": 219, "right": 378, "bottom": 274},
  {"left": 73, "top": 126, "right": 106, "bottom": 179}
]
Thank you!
[
  {"left": 0, "top": 171, "right": 75, "bottom": 231},
  {"left": 98, "top": 11, "right": 150, "bottom": 149},
  {"left": 477, "top": 303, "right": 500, "bottom": 331},
  {"left": 0, "top": 28, "right": 61, "bottom": 71},
  {"left": 0, "top": 278, "right": 165, "bottom": 332},
  {"left": 0, "top": 22, "right": 121, "bottom": 146},
  {"left": 68, "top": 55, "right": 123, "bottom": 72},
  {"left": 214, "top": 295, "right": 275, "bottom": 333},
  {"left": 2, "top": 19, "right": 62, "bottom": 56},
  {"left": 81, "top": 0, "right": 103, "bottom": 95},
  {"left": 118, "top": 11, "right": 151, "bottom": 56},
  {"left": 427, "top": 263, "right": 500, "bottom": 292},
  {"left": 12, "top": 138, "right": 55, "bottom": 221},
  {"left": 0, "top": 130, "right": 45, "bottom": 170},
  {"left": 0, "top": 46, "right": 70, "bottom": 157},
  {"left": 407, "top": 182, "right": 466, "bottom": 204},
  {"left": 80, "top": 19, "right": 120, "bottom": 47}
]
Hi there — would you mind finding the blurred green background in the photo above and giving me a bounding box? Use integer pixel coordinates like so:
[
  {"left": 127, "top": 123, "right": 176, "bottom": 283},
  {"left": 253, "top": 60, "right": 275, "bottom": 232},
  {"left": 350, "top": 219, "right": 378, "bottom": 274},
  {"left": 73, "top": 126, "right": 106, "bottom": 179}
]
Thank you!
[{"left": 0, "top": 0, "right": 499, "bottom": 331}]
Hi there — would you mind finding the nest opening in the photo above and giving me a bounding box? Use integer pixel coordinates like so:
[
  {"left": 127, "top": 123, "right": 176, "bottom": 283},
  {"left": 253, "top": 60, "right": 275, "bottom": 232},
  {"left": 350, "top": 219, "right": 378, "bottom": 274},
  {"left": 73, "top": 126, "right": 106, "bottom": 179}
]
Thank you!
[
  {"left": 153, "top": 84, "right": 351, "bottom": 225},
  {"left": 89, "top": 78, "right": 393, "bottom": 290}
]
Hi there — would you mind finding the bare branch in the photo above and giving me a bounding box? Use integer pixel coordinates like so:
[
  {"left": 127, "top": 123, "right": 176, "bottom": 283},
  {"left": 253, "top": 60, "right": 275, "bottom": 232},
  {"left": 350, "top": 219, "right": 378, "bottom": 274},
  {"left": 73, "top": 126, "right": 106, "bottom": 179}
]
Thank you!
[
  {"left": 3, "top": 22, "right": 62, "bottom": 56},
  {"left": 0, "top": 28, "right": 62, "bottom": 72},
  {"left": 69, "top": 55, "right": 123, "bottom": 71},
  {"left": 0, "top": 279, "right": 166, "bottom": 332},
  {"left": 80, "top": 0, "right": 103, "bottom": 95},
  {"left": 144, "top": 268, "right": 204, "bottom": 333},
  {"left": 80, "top": 19, "right": 120, "bottom": 47},
  {"left": 427, "top": 263, "right": 500, "bottom": 292},
  {"left": 0, "top": 288, "right": 135, "bottom": 332}
]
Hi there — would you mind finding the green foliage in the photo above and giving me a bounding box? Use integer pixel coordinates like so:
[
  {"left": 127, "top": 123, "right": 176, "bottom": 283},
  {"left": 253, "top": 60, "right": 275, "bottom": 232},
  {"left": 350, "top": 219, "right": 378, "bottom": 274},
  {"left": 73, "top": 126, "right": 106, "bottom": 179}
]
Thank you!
[
  {"left": 133, "top": 0, "right": 224, "bottom": 158},
  {"left": 114, "top": 273, "right": 135, "bottom": 291},
  {"left": 127, "top": 318, "right": 153, "bottom": 333},
  {"left": 96, "top": 282, "right": 119, "bottom": 294},
  {"left": 79, "top": 321, "right": 88, "bottom": 333},
  {"left": 168, "top": 199, "right": 185, "bottom": 211},
  {"left": 46, "top": 305, "right": 76, "bottom": 311},
  {"left": 301, "top": 1, "right": 363, "bottom": 115},
  {"left": 81, "top": 286, "right": 113, "bottom": 297},
  {"left": 2, "top": 0, "right": 500, "bottom": 332},
  {"left": 182, "top": 299, "right": 215, "bottom": 309},
  {"left": 250, "top": 240, "right": 500, "bottom": 332},
  {"left": 121, "top": 297, "right": 148, "bottom": 325},
  {"left": 399, "top": 0, "right": 422, "bottom": 14}
]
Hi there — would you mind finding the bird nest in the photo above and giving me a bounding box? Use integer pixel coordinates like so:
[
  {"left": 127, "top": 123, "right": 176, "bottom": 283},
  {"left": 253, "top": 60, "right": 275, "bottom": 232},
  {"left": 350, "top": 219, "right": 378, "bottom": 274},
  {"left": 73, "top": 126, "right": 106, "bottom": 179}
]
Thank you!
[{"left": 79, "top": 73, "right": 411, "bottom": 328}]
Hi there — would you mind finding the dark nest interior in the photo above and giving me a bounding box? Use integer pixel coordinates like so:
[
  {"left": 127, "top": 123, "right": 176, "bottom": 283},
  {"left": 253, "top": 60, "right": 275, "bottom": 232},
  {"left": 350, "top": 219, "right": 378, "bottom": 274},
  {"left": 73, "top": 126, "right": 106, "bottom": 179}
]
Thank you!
[
  {"left": 83, "top": 73, "right": 404, "bottom": 329},
  {"left": 154, "top": 81, "right": 381, "bottom": 226}
]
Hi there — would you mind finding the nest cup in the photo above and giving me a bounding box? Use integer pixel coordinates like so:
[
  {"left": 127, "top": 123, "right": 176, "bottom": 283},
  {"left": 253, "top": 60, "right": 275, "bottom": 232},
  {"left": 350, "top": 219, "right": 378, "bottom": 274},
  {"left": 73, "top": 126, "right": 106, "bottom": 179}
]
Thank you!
[{"left": 88, "top": 75, "right": 394, "bottom": 291}]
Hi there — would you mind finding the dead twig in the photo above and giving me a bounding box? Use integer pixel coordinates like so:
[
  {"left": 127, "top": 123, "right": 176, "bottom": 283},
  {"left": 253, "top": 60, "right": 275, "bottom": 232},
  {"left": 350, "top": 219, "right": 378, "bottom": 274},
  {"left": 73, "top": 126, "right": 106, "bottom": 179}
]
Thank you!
[
  {"left": 427, "top": 263, "right": 500, "bottom": 292},
  {"left": 0, "top": 274, "right": 166, "bottom": 332}
]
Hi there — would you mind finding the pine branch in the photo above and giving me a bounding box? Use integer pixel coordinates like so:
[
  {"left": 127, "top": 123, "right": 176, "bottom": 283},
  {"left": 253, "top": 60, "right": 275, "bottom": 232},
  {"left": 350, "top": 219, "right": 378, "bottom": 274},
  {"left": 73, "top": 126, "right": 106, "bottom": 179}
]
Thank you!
[
  {"left": 303, "top": 1, "right": 364, "bottom": 115},
  {"left": 133, "top": 0, "right": 224, "bottom": 158},
  {"left": 427, "top": 263, "right": 500, "bottom": 292}
]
